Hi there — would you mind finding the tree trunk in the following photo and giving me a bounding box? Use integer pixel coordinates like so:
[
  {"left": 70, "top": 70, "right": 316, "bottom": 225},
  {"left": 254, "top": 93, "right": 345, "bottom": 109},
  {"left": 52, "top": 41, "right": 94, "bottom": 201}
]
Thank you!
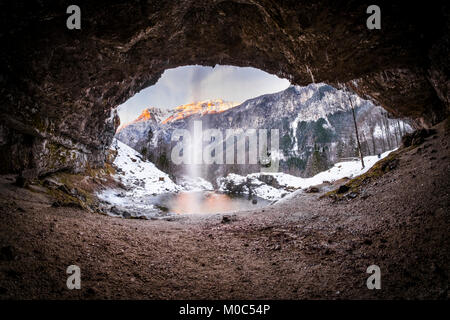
[{"left": 347, "top": 92, "right": 365, "bottom": 168}]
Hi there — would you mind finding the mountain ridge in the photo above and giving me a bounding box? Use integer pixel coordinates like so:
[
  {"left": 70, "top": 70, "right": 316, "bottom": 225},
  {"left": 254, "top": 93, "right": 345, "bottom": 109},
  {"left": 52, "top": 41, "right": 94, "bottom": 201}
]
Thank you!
[{"left": 115, "top": 83, "right": 413, "bottom": 181}]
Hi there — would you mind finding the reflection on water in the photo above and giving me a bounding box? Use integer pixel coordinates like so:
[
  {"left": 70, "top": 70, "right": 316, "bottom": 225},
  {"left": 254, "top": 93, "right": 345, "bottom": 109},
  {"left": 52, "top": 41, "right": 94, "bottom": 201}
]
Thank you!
[{"left": 163, "top": 191, "right": 270, "bottom": 214}]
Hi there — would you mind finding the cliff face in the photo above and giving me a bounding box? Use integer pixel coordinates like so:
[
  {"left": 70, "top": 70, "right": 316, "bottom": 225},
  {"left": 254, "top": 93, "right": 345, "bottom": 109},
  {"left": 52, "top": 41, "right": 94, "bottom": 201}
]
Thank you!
[
  {"left": 117, "top": 84, "right": 413, "bottom": 180},
  {"left": 0, "top": 1, "right": 448, "bottom": 176}
]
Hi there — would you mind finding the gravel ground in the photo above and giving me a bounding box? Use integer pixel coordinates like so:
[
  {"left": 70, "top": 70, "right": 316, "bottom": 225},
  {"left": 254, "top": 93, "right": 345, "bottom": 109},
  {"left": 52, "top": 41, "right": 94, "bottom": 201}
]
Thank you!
[{"left": 0, "top": 122, "right": 449, "bottom": 299}]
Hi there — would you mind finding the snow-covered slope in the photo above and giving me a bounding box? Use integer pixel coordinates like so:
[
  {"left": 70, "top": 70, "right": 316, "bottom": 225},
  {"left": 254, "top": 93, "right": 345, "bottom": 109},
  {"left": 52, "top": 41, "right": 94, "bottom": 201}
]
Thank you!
[
  {"left": 97, "top": 139, "right": 214, "bottom": 218},
  {"left": 97, "top": 139, "right": 181, "bottom": 218},
  {"left": 111, "top": 139, "right": 180, "bottom": 194},
  {"left": 218, "top": 149, "right": 396, "bottom": 201}
]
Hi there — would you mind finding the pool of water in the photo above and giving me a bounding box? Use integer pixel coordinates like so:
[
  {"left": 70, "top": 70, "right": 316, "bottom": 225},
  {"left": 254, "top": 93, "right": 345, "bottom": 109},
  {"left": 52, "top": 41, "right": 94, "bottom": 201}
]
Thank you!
[{"left": 157, "top": 191, "right": 271, "bottom": 215}]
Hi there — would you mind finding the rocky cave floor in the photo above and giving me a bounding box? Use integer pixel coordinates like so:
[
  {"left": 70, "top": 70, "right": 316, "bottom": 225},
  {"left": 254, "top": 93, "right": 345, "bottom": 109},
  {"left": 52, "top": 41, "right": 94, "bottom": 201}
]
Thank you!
[{"left": 0, "top": 122, "right": 449, "bottom": 299}]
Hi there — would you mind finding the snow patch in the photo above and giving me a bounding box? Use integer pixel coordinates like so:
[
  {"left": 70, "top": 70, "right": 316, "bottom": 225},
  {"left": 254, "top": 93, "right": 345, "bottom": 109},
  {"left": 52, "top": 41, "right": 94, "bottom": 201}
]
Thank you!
[{"left": 177, "top": 176, "right": 214, "bottom": 191}]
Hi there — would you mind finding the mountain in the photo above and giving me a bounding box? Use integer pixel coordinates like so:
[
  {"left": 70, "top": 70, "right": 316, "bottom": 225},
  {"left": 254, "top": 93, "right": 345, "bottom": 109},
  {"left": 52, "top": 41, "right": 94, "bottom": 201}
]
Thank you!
[
  {"left": 160, "top": 99, "right": 238, "bottom": 124},
  {"left": 115, "top": 107, "right": 169, "bottom": 154},
  {"left": 115, "top": 83, "right": 413, "bottom": 183},
  {"left": 115, "top": 100, "right": 237, "bottom": 154}
]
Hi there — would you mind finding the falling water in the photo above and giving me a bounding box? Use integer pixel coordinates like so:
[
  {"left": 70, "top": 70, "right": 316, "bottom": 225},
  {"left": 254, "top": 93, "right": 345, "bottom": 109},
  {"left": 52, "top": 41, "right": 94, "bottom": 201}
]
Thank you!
[{"left": 185, "top": 120, "right": 204, "bottom": 211}]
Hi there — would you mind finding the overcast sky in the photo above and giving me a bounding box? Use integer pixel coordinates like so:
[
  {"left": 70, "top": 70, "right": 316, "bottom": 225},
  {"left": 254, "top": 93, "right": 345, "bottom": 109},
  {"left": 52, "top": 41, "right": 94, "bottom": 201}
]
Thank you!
[{"left": 117, "top": 65, "right": 290, "bottom": 124}]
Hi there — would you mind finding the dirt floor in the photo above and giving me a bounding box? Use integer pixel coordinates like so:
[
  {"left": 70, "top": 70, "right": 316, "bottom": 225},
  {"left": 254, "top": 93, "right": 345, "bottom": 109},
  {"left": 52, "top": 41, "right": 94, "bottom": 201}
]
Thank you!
[{"left": 0, "top": 123, "right": 449, "bottom": 299}]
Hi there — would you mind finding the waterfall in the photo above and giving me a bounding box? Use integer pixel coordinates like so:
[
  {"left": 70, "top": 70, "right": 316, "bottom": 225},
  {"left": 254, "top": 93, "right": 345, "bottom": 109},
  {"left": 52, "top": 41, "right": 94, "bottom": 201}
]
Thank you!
[{"left": 185, "top": 120, "right": 204, "bottom": 211}]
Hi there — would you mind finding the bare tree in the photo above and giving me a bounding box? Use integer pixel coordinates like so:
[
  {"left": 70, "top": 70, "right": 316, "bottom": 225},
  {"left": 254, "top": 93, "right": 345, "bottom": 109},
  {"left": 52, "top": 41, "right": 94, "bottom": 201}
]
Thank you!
[
  {"left": 369, "top": 125, "right": 377, "bottom": 155},
  {"left": 346, "top": 90, "right": 365, "bottom": 168}
]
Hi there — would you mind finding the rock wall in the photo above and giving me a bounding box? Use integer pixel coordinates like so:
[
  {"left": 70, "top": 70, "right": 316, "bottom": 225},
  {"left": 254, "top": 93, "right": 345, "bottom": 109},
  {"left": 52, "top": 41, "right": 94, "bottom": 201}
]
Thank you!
[{"left": 0, "top": 1, "right": 448, "bottom": 176}]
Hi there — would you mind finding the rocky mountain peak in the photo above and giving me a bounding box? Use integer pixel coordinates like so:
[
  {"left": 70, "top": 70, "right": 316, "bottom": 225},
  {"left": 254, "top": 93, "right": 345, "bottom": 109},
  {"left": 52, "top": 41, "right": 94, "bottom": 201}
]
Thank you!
[{"left": 161, "top": 99, "right": 238, "bottom": 124}]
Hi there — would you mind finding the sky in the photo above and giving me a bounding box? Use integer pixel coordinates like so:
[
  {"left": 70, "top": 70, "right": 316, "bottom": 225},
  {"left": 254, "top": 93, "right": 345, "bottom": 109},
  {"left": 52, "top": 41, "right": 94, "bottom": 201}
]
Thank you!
[{"left": 117, "top": 65, "right": 290, "bottom": 124}]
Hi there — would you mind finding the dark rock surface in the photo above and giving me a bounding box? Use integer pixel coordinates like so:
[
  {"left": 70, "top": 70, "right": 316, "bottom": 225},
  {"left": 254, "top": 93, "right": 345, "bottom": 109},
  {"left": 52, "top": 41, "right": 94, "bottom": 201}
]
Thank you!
[{"left": 0, "top": 1, "right": 448, "bottom": 176}]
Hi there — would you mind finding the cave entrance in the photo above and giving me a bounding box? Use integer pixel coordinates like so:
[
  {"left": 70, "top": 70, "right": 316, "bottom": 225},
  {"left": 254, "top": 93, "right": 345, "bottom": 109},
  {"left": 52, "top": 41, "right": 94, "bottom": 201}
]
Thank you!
[{"left": 101, "top": 64, "right": 412, "bottom": 218}]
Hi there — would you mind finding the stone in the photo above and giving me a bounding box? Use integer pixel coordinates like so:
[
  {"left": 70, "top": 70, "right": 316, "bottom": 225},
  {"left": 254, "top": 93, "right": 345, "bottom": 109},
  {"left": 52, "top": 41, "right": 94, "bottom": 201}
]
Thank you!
[
  {"left": 122, "top": 212, "right": 131, "bottom": 219},
  {"left": 346, "top": 192, "right": 358, "bottom": 199},
  {"left": 305, "top": 186, "right": 320, "bottom": 193}
]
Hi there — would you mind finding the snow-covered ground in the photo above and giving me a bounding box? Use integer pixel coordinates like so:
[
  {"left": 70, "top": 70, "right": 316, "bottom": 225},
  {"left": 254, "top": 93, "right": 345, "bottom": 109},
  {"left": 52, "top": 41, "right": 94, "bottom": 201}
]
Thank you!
[
  {"left": 218, "top": 149, "right": 396, "bottom": 201},
  {"left": 97, "top": 139, "right": 182, "bottom": 218},
  {"left": 176, "top": 176, "right": 214, "bottom": 191},
  {"left": 109, "top": 139, "right": 181, "bottom": 195},
  {"left": 97, "top": 139, "right": 214, "bottom": 218}
]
